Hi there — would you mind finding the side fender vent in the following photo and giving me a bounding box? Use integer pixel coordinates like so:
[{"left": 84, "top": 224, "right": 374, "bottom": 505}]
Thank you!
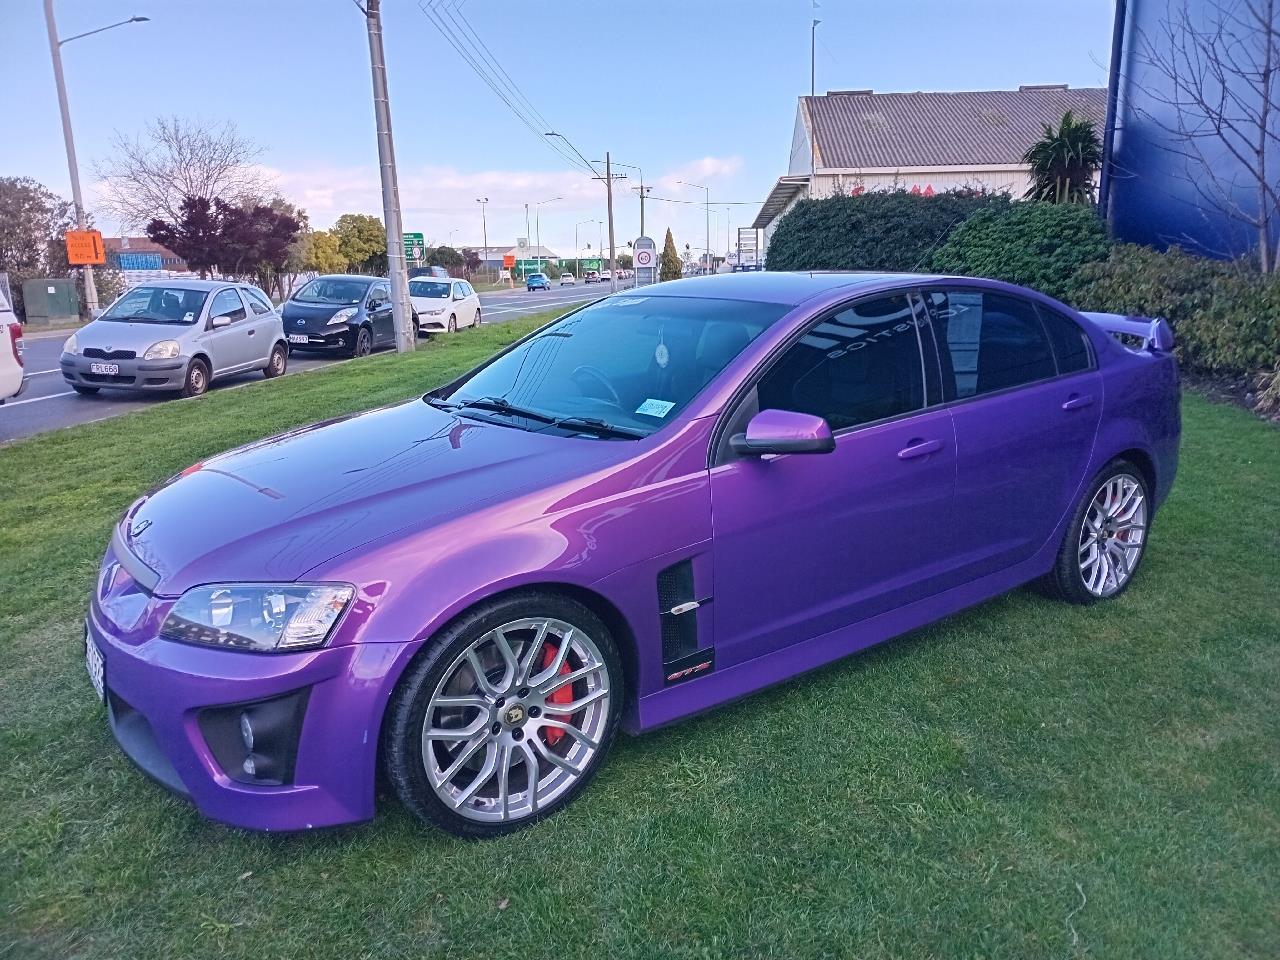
[{"left": 657, "top": 560, "right": 698, "bottom": 663}]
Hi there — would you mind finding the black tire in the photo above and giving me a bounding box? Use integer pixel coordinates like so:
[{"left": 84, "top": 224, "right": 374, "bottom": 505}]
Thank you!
[
  {"left": 383, "top": 590, "right": 624, "bottom": 839},
  {"left": 350, "top": 326, "right": 373, "bottom": 358},
  {"left": 263, "top": 343, "right": 287, "bottom": 379},
  {"left": 72, "top": 384, "right": 99, "bottom": 396},
  {"left": 447, "top": 314, "right": 457, "bottom": 334},
  {"left": 473, "top": 309, "right": 481, "bottom": 327},
  {"left": 179, "top": 358, "right": 210, "bottom": 399},
  {"left": 1043, "top": 458, "right": 1151, "bottom": 605},
  {"left": 412, "top": 313, "right": 421, "bottom": 338}
]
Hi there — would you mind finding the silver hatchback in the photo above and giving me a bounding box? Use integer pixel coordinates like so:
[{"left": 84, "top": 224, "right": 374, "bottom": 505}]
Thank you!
[{"left": 60, "top": 280, "right": 287, "bottom": 398}]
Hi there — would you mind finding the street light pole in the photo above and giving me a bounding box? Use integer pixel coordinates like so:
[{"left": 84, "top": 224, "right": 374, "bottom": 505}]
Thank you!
[
  {"left": 360, "top": 0, "right": 414, "bottom": 352},
  {"left": 43, "top": 3, "right": 149, "bottom": 316},
  {"left": 533, "top": 197, "right": 561, "bottom": 274},
  {"left": 574, "top": 218, "right": 593, "bottom": 278},
  {"left": 679, "top": 180, "right": 710, "bottom": 274},
  {"left": 475, "top": 197, "right": 489, "bottom": 281}
]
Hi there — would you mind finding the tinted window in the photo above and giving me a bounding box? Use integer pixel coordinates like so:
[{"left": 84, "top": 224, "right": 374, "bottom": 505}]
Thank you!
[
  {"left": 756, "top": 294, "right": 926, "bottom": 431},
  {"left": 292, "top": 278, "right": 369, "bottom": 304},
  {"left": 209, "top": 288, "right": 246, "bottom": 322},
  {"left": 244, "top": 288, "right": 273, "bottom": 315},
  {"left": 1037, "top": 304, "right": 1093, "bottom": 374},
  {"left": 369, "top": 284, "right": 390, "bottom": 303},
  {"left": 924, "top": 290, "right": 1055, "bottom": 399}
]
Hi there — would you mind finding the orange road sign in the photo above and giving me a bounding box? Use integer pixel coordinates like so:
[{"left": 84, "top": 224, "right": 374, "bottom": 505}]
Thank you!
[{"left": 65, "top": 230, "right": 106, "bottom": 266}]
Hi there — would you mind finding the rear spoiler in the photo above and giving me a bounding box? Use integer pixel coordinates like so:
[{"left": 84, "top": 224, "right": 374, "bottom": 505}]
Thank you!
[{"left": 1081, "top": 312, "right": 1175, "bottom": 353}]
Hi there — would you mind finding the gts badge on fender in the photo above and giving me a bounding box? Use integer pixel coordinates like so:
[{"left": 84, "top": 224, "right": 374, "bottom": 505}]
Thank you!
[{"left": 664, "top": 649, "right": 715, "bottom": 686}]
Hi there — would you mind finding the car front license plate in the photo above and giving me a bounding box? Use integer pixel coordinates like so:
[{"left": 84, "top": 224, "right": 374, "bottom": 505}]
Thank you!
[
  {"left": 288, "top": 334, "right": 309, "bottom": 345},
  {"left": 89, "top": 362, "right": 119, "bottom": 375},
  {"left": 85, "top": 630, "right": 105, "bottom": 703}
]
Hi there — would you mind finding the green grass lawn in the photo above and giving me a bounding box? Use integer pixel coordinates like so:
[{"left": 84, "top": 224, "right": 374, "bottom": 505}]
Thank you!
[{"left": 1, "top": 316, "right": 1277, "bottom": 959}]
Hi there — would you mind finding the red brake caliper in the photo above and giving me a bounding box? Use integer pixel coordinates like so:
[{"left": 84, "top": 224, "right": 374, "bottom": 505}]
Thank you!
[{"left": 540, "top": 642, "right": 573, "bottom": 746}]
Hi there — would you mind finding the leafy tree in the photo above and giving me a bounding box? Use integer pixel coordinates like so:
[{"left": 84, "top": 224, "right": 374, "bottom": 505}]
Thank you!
[
  {"left": 0, "top": 176, "right": 76, "bottom": 319},
  {"left": 929, "top": 201, "right": 1110, "bottom": 301},
  {"left": 427, "top": 245, "right": 464, "bottom": 271},
  {"left": 95, "top": 117, "right": 270, "bottom": 230},
  {"left": 616, "top": 253, "right": 633, "bottom": 269},
  {"left": 765, "top": 189, "right": 1009, "bottom": 271},
  {"left": 302, "top": 230, "right": 346, "bottom": 274},
  {"left": 462, "top": 247, "right": 481, "bottom": 275},
  {"left": 332, "top": 213, "right": 386, "bottom": 273},
  {"left": 145, "top": 195, "right": 302, "bottom": 288},
  {"left": 660, "top": 228, "right": 682, "bottom": 282},
  {"left": 1022, "top": 111, "right": 1102, "bottom": 204},
  {"left": 145, "top": 196, "right": 226, "bottom": 278}
]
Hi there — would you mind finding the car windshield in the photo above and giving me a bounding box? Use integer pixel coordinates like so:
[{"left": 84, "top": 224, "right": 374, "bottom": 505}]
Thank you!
[
  {"left": 100, "top": 286, "right": 209, "bottom": 324},
  {"left": 436, "top": 295, "right": 786, "bottom": 438},
  {"left": 292, "top": 278, "right": 369, "bottom": 304},
  {"left": 409, "top": 280, "right": 451, "bottom": 298}
]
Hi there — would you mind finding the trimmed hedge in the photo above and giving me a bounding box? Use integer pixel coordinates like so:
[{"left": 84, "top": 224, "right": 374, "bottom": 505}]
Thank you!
[
  {"left": 1070, "top": 244, "right": 1280, "bottom": 378},
  {"left": 929, "top": 201, "right": 1110, "bottom": 302},
  {"left": 764, "top": 190, "right": 1008, "bottom": 272}
]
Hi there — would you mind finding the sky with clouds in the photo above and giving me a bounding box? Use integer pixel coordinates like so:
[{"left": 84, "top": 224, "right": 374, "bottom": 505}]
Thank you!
[{"left": 5, "top": 0, "right": 1114, "bottom": 260}]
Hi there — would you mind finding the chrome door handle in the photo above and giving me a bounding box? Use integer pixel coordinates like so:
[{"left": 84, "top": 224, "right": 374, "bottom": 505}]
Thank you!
[
  {"left": 898, "top": 438, "right": 942, "bottom": 460},
  {"left": 1061, "top": 393, "right": 1094, "bottom": 411}
]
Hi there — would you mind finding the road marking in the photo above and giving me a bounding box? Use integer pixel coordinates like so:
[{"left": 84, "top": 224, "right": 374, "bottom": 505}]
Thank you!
[
  {"left": 27, "top": 369, "right": 62, "bottom": 377},
  {"left": 2, "top": 390, "right": 76, "bottom": 407}
]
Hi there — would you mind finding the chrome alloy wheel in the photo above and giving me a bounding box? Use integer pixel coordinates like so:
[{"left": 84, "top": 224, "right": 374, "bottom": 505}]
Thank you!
[
  {"left": 421, "top": 618, "right": 611, "bottom": 824},
  {"left": 1078, "top": 473, "right": 1148, "bottom": 597}
]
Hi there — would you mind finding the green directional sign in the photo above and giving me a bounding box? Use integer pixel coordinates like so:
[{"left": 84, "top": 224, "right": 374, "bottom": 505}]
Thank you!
[{"left": 403, "top": 232, "right": 426, "bottom": 263}]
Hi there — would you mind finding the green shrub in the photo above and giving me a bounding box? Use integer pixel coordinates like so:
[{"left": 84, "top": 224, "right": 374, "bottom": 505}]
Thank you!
[
  {"left": 1070, "top": 244, "right": 1280, "bottom": 377},
  {"left": 929, "top": 201, "right": 1109, "bottom": 301},
  {"left": 765, "top": 189, "right": 1009, "bottom": 272}
]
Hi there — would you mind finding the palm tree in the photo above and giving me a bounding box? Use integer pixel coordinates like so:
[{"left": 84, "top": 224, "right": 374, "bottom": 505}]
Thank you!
[{"left": 1022, "top": 111, "right": 1103, "bottom": 204}]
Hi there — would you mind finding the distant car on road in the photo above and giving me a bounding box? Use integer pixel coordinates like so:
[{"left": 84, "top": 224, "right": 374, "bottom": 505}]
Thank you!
[
  {"left": 0, "top": 289, "right": 25, "bottom": 404},
  {"left": 409, "top": 277, "right": 481, "bottom": 333},
  {"left": 60, "top": 280, "right": 287, "bottom": 399},
  {"left": 282, "top": 275, "right": 400, "bottom": 357},
  {"left": 583, "top": 270, "right": 600, "bottom": 284},
  {"left": 526, "top": 273, "right": 551, "bottom": 292},
  {"left": 560, "top": 273, "right": 576, "bottom": 286},
  {"left": 598, "top": 270, "right": 613, "bottom": 284}
]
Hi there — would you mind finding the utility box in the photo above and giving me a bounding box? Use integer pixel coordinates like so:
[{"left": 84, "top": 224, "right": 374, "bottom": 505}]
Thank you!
[{"left": 22, "top": 278, "right": 80, "bottom": 328}]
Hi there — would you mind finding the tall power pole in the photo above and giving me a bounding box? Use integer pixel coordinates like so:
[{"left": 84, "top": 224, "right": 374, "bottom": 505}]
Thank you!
[
  {"left": 475, "top": 197, "right": 489, "bottom": 281},
  {"left": 361, "top": 0, "right": 414, "bottom": 352},
  {"left": 605, "top": 153, "right": 617, "bottom": 292},
  {"left": 44, "top": 0, "right": 100, "bottom": 314},
  {"left": 634, "top": 185, "right": 652, "bottom": 237}
]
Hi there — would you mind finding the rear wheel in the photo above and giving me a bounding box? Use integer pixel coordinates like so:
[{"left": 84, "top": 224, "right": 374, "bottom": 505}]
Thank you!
[
  {"left": 72, "top": 385, "right": 99, "bottom": 396},
  {"left": 263, "top": 343, "right": 287, "bottom": 378},
  {"left": 1045, "top": 459, "right": 1151, "bottom": 604},
  {"left": 179, "top": 358, "right": 209, "bottom": 399},
  {"left": 384, "top": 591, "right": 622, "bottom": 838}
]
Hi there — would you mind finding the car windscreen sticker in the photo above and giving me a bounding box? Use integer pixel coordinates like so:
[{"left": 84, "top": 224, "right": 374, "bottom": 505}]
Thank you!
[
  {"left": 635, "top": 398, "right": 675, "bottom": 418},
  {"left": 183, "top": 312, "right": 194, "bottom": 323}
]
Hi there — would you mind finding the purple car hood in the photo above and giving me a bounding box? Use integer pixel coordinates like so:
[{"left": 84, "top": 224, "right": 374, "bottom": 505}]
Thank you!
[{"left": 121, "top": 400, "right": 626, "bottom": 595}]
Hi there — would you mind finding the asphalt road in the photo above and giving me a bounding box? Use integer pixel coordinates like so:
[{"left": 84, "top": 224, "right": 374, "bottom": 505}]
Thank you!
[{"left": 0, "top": 281, "right": 624, "bottom": 444}]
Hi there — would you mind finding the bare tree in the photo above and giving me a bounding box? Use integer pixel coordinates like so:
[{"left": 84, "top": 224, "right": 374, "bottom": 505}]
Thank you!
[
  {"left": 1135, "top": 0, "right": 1280, "bottom": 271},
  {"left": 94, "top": 117, "right": 273, "bottom": 231}
]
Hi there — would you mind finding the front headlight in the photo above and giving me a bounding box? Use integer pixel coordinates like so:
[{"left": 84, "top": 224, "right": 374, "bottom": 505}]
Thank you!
[
  {"left": 143, "top": 339, "right": 181, "bottom": 360},
  {"left": 326, "top": 307, "right": 358, "bottom": 326},
  {"left": 160, "top": 583, "right": 355, "bottom": 653},
  {"left": 63, "top": 333, "right": 79, "bottom": 355},
  {"left": 426, "top": 307, "right": 445, "bottom": 315}
]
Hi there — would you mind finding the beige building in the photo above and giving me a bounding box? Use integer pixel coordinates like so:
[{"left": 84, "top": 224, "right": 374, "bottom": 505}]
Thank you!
[{"left": 753, "top": 84, "right": 1107, "bottom": 256}]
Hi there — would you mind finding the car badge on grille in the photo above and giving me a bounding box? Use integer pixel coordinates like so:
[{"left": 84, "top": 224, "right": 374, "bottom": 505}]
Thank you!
[
  {"left": 129, "top": 517, "right": 152, "bottom": 537},
  {"left": 297, "top": 319, "right": 306, "bottom": 326}
]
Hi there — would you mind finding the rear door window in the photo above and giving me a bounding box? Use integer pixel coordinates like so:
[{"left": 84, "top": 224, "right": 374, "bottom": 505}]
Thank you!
[
  {"left": 923, "top": 289, "right": 1056, "bottom": 400},
  {"left": 1036, "top": 304, "right": 1094, "bottom": 375}
]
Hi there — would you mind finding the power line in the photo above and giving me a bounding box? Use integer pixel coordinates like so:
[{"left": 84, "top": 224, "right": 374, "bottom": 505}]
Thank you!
[{"left": 646, "top": 194, "right": 768, "bottom": 206}]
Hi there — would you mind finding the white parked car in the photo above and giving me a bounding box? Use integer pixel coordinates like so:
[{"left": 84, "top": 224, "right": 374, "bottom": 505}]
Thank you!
[
  {"left": 560, "top": 272, "right": 576, "bottom": 286},
  {"left": 409, "top": 278, "right": 481, "bottom": 333},
  {"left": 0, "top": 288, "right": 26, "bottom": 404}
]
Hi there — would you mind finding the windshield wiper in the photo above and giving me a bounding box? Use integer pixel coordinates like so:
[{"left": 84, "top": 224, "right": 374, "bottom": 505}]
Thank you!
[
  {"left": 545, "top": 416, "right": 645, "bottom": 439},
  {"left": 429, "top": 395, "right": 558, "bottom": 424}
]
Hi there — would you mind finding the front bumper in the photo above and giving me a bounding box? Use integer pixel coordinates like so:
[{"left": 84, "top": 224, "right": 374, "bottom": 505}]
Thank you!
[
  {"left": 285, "top": 326, "right": 356, "bottom": 352},
  {"left": 418, "top": 312, "right": 449, "bottom": 332},
  {"left": 61, "top": 354, "right": 187, "bottom": 391},
  {"left": 87, "top": 601, "right": 412, "bottom": 831}
]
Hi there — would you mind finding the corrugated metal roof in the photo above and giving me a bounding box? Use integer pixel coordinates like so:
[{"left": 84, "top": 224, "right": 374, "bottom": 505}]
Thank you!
[{"left": 804, "top": 86, "right": 1107, "bottom": 170}]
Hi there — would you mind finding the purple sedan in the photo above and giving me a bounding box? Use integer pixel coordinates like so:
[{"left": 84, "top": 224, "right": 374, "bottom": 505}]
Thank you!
[{"left": 87, "top": 272, "right": 1180, "bottom": 837}]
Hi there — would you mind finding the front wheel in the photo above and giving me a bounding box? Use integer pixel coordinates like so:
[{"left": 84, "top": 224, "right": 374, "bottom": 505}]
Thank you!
[
  {"left": 350, "top": 326, "right": 373, "bottom": 358},
  {"left": 1044, "top": 459, "right": 1151, "bottom": 603},
  {"left": 383, "top": 592, "right": 622, "bottom": 838},
  {"left": 473, "top": 309, "right": 481, "bottom": 327},
  {"left": 447, "top": 314, "right": 457, "bottom": 333},
  {"left": 179, "top": 358, "right": 209, "bottom": 399}
]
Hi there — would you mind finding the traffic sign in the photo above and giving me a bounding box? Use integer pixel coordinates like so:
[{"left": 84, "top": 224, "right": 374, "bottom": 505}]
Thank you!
[
  {"left": 632, "top": 236, "right": 657, "bottom": 286},
  {"left": 403, "top": 232, "right": 426, "bottom": 263},
  {"left": 65, "top": 230, "right": 105, "bottom": 266}
]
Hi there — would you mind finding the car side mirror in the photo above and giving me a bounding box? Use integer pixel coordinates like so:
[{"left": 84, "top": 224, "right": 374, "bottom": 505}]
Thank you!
[
  {"left": 368, "top": 298, "right": 384, "bottom": 310},
  {"left": 730, "top": 409, "right": 835, "bottom": 457},
  {"left": 210, "top": 314, "right": 232, "bottom": 330}
]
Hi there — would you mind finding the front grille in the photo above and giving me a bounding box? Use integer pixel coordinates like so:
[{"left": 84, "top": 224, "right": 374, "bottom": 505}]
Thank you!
[
  {"left": 84, "top": 347, "right": 137, "bottom": 360},
  {"left": 82, "top": 373, "right": 137, "bottom": 384}
]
